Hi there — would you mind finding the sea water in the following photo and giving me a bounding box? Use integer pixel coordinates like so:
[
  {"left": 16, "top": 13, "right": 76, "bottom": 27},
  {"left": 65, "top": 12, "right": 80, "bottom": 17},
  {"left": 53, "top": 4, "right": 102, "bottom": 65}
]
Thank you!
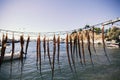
[{"left": 0, "top": 41, "right": 120, "bottom": 80}]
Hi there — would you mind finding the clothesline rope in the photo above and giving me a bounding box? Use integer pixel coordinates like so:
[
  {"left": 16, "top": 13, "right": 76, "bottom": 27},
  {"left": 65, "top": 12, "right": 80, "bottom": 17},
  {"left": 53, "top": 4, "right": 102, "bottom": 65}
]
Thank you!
[{"left": 0, "top": 17, "right": 120, "bottom": 37}]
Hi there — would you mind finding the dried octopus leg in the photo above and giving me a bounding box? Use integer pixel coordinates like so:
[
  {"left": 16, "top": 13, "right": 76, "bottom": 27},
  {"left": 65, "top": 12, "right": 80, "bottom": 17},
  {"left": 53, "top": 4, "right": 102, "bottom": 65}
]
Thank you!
[
  {"left": 2, "top": 34, "right": 8, "bottom": 58},
  {"left": 39, "top": 35, "right": 41, "bottom": 72},
  {"left": 87, "top": 30, "right": 94, "bottom": 65},
  {"left": 73, "top": 34, "right": 76, "bottom": 59},
  {"left": 74, "top": 34, "right": 78, "bottom": 59},
  {"left": 57, "top": 35, "right": 60, "bottom": 65},
  {"left": 92, "top": 26, "right": 96, "bottom": 53},
  {"left": 43, "top": 35, "right": 46, "bottom": 60},
  {"left": 69, "top": 35, "right": 75, "bottom": 66},
  {"left": 4, "top": 33, "right": 8, "bottom": 55},
  {"left": 5, "top": 33, "right": 8, "bottom": 43},
  {"left": 11, "top": 33, "right": 15, "bottom": 62},
  {"left": 66, "top": 34, "right": 73, "bottom": 71},
  {"left": 102, "top": 26, "right": 110, "bottom": 63},
  {"left": 36, "top": 36, "right": 39, "bottom": 65},
  {"left": 38, "top": 35, "right": 41, "bottom": 72},
  {"left": 47, "top": 38, "right": 52, "bottom": 70},
  {"left": 0, "top": 33, "right": 7, "bottom": 65},
  {"left": 25, "top": 35, "right": 30, "bottom": 57},
  {"left": 0, "top": 34, "right": 5, "bottom": 65},
  {"left": 72, "top": 34, "right": 78, "bottom": 72},
  {"left": 52, "top": 34, "right": 56, "bottom": 79},
  {"left": 77, "top": 33, "right": 83, "bottom": 65},
  {"left": 81, "top": 34, "right": 86, "bottom": 65},
  {"left": 72, "top": 34, "right": 77, "bottom": 70},
  {"left": 9, "top": 34, "right": 14, "bottom": 78},
  {"left": 20, "top": 35, "right": 24, "bottom": 60}
]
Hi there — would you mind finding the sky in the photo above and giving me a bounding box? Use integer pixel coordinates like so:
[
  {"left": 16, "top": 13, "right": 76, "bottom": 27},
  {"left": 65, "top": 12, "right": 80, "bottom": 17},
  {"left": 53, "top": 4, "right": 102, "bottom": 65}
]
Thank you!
[{"left": 0, "top": 0, "right": 120, "bottom": 33}]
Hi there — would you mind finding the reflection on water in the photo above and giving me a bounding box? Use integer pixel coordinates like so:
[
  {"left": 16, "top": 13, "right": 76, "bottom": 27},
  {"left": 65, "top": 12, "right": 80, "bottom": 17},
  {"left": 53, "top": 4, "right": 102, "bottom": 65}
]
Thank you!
[{"left": 0, "top": 42, "right": 120, "bottom": 80}]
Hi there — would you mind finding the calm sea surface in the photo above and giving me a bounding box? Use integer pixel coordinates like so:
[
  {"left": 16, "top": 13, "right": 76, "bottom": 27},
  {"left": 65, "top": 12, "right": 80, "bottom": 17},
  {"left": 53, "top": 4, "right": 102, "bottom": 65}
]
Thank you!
[{"left": 0, "top": 41, "right": 120, "bottom": 80}]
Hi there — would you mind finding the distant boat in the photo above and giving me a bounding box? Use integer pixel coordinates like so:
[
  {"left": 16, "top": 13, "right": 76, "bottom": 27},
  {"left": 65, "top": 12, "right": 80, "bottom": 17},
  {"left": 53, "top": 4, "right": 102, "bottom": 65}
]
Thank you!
[
  {"left": 0, "top": 51, "right": 21, "bottom": 61},
  {"left": 7, "top": 39, "right": 20, "bottom": 43},
  {"left": 0, "top": 42, "right": 11, "bottom": 46},
  {"left": 60, "top": 38, "right": 65, "bottom": 44},
  {"left": 107, "top": 43, "right": 120, "bottom": 48}
]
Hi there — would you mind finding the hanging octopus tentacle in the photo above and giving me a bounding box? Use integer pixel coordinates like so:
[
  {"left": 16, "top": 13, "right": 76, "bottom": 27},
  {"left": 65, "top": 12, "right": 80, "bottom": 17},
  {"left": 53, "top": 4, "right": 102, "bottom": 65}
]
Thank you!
[
  {"left": 75, "top": 34, "right": 78, "bottom": 59},
  {"left": 47, "top": 38, "right": 52, "bottom": 70},
  {"left": 66, "top": 34, "right": 73, "bottom": 71},
  {"left": 20, "top": 34, "right": 24, "bottom": 60},
  {"left": 72, "top": 34, "right": 78, "bottom": 72},
  {"left": 11, "top": 33, "right": 15, "bottom": 62},
  {"left": 102, "top": 26, "right": 111, "bottom": 63},
  {"left": 86, "top": 30, "right": 94, "bottom": 66},
  {"left": 25, "top": 35, "right": 30, "bottom": 58},
  {"left": 39, "top": 35, "right": 41, "bottom": 72},
  {"left": 0, "top": 34, "right": 4, "bottom": 66},
  {"left": 73, "top": 34, "right": 76, "bottom": 60},
  {"left": 92, "top": 26, "right": 96, "bottom": 53},
  {"left": 81, "top": 33, "right": 86, "bottom": 65},
  {"left": 52, "top": 34, "right": 56, "bottom": 79},
  {"left": 70, "top": 35, "right": 75, "bottom": 66},
  {"left": 77, "top": 33, "right": 83, "bottom": 65},
  {"left": 36, "top": 36, "right": 39, "bottom": 65},
  {"left": 0, "top": 33, "right": 7, "bottom": 65},
  {"left": 43, "top": 35, "right": 46, "bottom": 60},
  {"left": 57, "top": 35, "right": 60, "bottom": 65}
]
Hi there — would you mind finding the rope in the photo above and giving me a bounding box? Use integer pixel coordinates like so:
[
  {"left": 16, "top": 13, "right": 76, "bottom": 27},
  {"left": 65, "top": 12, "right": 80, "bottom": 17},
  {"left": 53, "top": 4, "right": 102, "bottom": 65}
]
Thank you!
[{"left": 0, "top": 17, "right": 120, "bottom": 37}]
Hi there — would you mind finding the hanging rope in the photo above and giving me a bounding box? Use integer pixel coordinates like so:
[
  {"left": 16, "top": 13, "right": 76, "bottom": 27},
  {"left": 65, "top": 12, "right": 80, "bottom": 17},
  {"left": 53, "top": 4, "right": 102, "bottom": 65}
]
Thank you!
[{"left": 0, "top": 17, "right": 119, "bottom": 37}]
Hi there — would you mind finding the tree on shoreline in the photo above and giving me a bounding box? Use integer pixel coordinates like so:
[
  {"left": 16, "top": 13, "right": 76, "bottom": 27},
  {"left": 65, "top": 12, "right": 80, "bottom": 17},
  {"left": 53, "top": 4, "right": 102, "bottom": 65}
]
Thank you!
[{"left": 106, "top": 26, "right": 120, "bottom": 42}]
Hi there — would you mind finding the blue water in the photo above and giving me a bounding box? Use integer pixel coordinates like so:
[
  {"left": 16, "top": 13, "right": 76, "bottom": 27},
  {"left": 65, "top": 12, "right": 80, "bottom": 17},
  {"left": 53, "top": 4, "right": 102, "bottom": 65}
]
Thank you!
[{"left": 0, "top": 41, "right": 120, "bottom": 80}]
